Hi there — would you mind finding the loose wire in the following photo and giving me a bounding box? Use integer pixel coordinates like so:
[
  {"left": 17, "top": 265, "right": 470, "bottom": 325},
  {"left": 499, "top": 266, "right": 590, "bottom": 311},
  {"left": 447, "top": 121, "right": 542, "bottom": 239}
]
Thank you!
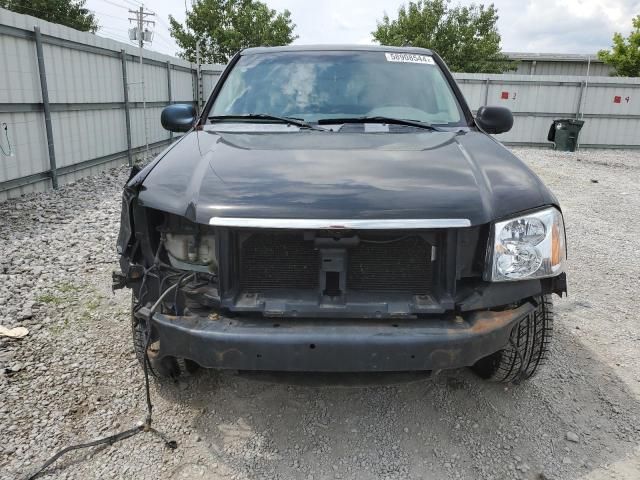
[{"left": 25, "top": 244, "right": 187, "bottom": 479}]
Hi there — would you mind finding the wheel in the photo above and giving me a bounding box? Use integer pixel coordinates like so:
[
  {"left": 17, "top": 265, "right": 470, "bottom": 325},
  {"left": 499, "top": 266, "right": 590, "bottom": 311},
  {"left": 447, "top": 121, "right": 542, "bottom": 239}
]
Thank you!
[
  {"left": 131, "top": 292, "right": 198, "bottom": 380},
  {"left": 471, "top": 296, "right": 554, "bottom": 384}
]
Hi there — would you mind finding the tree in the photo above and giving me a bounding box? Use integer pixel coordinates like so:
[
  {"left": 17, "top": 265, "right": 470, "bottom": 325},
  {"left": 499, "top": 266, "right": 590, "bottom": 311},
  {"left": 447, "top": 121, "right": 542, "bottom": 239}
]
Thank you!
[
  {"left": 0, "top": 0, "right": 98, "bottom": 33},
  {"left": 169, "top": 0, "right": 297, "bottom": 64},
  {"left": 598, "top": 16, "right": 640, "bottom": 77},
  {"left": 372, "top": 0, "right": 512, "bottom": 73}
]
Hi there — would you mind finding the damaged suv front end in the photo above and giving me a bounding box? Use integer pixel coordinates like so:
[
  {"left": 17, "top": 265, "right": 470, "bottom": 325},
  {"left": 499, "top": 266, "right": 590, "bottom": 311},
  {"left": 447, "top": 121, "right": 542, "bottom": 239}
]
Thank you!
[{"left": 115, "top": 46, "right": 567, "bottom": 383}]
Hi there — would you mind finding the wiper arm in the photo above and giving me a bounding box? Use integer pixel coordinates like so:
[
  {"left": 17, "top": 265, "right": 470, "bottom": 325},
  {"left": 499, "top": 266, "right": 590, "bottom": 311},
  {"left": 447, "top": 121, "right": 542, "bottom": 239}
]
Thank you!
[
  {"left": 318, "top": 116, "right": 441, "bottom": 131},
  {"left": 208, "top": 114, "right": 326, "bottom": 131}
]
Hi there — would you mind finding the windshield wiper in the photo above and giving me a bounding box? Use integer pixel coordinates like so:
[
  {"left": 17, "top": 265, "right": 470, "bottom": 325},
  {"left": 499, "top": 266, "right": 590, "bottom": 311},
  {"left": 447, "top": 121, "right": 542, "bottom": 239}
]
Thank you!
[
  {"left": 318, "top": 116, "right": 442, "bottom": 131},
  {"left": 208, "top": 114, "right": 326, "bottom": 131}
]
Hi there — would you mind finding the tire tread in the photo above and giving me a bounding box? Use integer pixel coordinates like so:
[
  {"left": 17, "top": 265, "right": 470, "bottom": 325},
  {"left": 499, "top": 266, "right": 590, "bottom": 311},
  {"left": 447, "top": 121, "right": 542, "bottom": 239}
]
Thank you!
[{"left": 472, "top": 295, "right": 554, "bottom": 384}]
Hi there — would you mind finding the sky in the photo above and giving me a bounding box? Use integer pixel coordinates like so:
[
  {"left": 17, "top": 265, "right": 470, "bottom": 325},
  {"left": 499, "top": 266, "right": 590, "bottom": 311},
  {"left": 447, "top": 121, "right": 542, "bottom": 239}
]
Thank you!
[{"left": 85, "top": 0, "right": 640, "bottom": 58}]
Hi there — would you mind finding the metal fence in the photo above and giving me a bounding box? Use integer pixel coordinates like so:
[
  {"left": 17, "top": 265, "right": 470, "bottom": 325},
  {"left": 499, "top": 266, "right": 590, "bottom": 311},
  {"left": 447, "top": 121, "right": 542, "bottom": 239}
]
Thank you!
[
  {"left": 0, "top": 9, "right": 224, "bottom": 201},
  {"left": 454, "top": 73, "right": 640, "bottom": 148}
]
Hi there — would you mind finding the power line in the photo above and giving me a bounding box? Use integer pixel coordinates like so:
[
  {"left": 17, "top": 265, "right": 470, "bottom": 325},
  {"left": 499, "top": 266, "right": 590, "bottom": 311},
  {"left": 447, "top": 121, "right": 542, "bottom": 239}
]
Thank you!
[
  {"left": 93, "top": 9, "right": 127, "bottom": 21},
  {"left": 97, "top": 29, "right": 135, "bottom": 43},
  {"left": 95, "top": 0, "right": 130, "bottom": 9},
  {"left": 155, "top": 14, "right": 171, "bottom": 31},
  {"left": 100, "top": 25, "right": 132, "bottom": 34},
  {"left": 154, "top": 31, "right": 173, "bottom": 43},
  {"left": 153, "top": 36, "right": 175, "bottom": 50}
]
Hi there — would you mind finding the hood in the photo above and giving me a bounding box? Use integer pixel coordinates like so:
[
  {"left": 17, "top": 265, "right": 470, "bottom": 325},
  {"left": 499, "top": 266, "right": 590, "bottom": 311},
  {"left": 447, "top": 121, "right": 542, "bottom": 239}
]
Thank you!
[{"left": 137, "top": 129, "right": 557, "bottom": 226}]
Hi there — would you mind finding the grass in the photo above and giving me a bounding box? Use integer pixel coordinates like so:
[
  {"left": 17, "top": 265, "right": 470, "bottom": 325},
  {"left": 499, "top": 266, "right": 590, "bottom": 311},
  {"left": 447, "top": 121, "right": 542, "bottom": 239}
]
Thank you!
[
  {"left": 38, "top": 282, "right": 107, "bottom": 334},
  {"left": 85, "top": 298, "right": 102, "bottom": 312},
  {"left": 36, "top": 293, "right": 65, "bottom": 305},
  {"left": 56, "top": 282, "right": 82, "bottom": 294}
]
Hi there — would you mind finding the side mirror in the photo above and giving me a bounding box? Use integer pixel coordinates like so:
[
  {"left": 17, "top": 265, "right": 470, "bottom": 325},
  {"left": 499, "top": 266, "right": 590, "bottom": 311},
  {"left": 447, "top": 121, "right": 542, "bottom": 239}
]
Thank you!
[
  {"left": 161, "top": 104, "right": 197, "bottom": 132},
  {"left": 475, "top": 106, "right": 513, "bottom": 134}
]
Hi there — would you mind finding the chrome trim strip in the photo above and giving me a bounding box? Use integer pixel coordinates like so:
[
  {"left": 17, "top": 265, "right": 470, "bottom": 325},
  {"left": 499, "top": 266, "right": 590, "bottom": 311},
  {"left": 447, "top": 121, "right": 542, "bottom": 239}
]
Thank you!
[{"left": 209, "top": 218, "right": 472, "bottom": 229}]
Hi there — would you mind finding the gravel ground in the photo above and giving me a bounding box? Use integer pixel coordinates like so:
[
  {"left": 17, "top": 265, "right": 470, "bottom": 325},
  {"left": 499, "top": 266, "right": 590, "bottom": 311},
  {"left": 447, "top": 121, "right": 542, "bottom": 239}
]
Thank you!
[{"left": 1, "top": 147, "right": 639, "bottom": 480}]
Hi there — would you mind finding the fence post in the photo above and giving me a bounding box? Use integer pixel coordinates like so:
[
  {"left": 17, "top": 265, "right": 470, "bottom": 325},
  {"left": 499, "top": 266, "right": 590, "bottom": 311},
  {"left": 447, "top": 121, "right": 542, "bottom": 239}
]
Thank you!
[
  {"left": 167, "top": 61, "right": 173, "bottom": 141},
  {"left": 575, "top": 80, "right": 585, "bottom": 120},
  {"left": 192, "top": 67, "right": 202, "bottom": 114},
  {"left": 483, "top": 78, "right": 490, "bottom": 106},
  {"left": 34, "top": 26, "right": 58, "bottom": 189},
  {"left": 120, "top": 50, "right": 133, "bottom": 166}
]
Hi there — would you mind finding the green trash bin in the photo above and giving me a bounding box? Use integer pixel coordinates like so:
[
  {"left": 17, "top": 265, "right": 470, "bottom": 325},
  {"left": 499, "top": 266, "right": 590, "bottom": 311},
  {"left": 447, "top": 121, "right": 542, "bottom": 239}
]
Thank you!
[{"left": 547, "top": 119, "right": 585, "bottom": 152}]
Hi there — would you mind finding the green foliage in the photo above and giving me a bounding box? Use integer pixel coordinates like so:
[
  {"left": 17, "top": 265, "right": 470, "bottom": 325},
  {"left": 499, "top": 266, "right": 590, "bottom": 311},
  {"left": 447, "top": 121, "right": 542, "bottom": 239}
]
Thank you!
[
  {"left": 372, "top": 0, "right": 512, "bottom": 73},
  {"left": 36, "top": 282, "right": 81, "bottom": 305},
  {"left": 0, "top": 0, "right": 98, "bottom": 33},
  {"left": 598, "top": 16, "right": 640, "bottom": 77},
  {"left": 169, "top": 0, "right": 297, "bottom": 64},
  {"left": 36, "top": 293, "right": 64, "bottom": 305}
]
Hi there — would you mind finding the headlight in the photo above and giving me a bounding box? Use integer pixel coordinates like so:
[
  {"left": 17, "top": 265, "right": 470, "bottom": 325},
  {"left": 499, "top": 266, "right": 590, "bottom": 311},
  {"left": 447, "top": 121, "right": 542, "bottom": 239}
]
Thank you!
[{"left": 486, "top": 207, "right": 566, "bottom": 282}]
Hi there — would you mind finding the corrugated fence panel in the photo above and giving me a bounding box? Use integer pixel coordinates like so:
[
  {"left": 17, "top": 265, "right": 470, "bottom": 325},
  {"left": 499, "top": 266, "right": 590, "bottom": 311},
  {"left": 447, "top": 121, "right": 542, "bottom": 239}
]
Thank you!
[
  {"left": 488, "top": 81, "right": 581, "bottom": 114},
  {"left": 456, "top": 81, "right": 485, "bottom": 110},
  {"left": 580, "top": 117, "right": 640, "bottom": 147},
  {"left": 52, "top": 109, "right": 128, "bottom": 168},
  {"left": 171, "top": 68, "right": 194, "bottom": 102},
  {"left": 0, "top": 112, "right": 48, "bottom": 177},
  {"left": 0, "top": 7, "right": 197, "bottom": 200},
  {"left": 127, "top": 60, "right": 169, "bottom": 103},
  {"left": 201, "top": 65, "right": 225, "bottom": 98},
  {"left": 44, "top": 43, "right": 123, "bottom": 103},
  {"left": 0, "top": 33, "right": 41, "bottom": 103},
  {"left": 582, "top": 83, "right": 640, "bottom": 116},
  {"left": 454, "top": 73, "right": 640, "bottom": 147},
  {"left": 130, "top": 106, "right": 169, "bottom": 148}
]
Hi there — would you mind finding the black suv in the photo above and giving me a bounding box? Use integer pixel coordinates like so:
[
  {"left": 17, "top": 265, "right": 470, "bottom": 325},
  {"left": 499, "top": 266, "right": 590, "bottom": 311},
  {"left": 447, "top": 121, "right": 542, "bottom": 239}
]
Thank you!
[{"left": 115, "top": 46, "right": 567, "bottom": 384}]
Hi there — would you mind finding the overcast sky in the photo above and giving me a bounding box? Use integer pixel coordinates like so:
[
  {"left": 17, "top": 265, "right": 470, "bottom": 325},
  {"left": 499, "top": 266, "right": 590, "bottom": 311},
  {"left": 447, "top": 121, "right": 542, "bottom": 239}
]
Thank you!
[{"left": 85, "top": 0, "right": 639, "bottom": 58}]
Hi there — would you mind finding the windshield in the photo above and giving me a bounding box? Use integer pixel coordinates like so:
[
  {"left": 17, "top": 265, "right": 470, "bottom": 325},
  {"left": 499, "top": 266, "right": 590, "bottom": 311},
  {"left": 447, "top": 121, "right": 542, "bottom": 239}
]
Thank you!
[{"left": 210, "top": 51, "right": 465, "bottom": 127}]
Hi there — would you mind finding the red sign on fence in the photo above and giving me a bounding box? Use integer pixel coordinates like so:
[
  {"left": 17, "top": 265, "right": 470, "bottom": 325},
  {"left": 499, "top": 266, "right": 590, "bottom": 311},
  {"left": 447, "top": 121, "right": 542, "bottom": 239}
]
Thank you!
[
  {"left": 614, "top": 96, "right": 622, "bottom": 104},
  {"left": 501, "top": 91, "right": 509, "bottom": 100}
]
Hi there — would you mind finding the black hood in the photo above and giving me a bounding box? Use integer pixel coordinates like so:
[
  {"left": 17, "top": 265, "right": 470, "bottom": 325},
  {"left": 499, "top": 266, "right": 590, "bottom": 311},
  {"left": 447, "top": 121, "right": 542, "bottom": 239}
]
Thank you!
[{"left": 136, "top": 129, "right": 558, "bottom": 226}]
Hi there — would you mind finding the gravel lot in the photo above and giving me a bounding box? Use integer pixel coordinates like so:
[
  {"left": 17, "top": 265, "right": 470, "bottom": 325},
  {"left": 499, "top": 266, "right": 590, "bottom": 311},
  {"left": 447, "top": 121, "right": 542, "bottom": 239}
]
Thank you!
[{"left": 1, "top": 147, "right": 639, "bottom": 480}]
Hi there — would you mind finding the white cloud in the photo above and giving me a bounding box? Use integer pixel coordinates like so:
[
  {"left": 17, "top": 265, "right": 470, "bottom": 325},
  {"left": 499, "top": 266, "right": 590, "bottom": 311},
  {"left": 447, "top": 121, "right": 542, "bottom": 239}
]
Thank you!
[
  {"left": 496, "top": 0, "right": 639, "bottom": 52},
  {"left": 86, "top": 0, "right": 639, "bottom": 57}
]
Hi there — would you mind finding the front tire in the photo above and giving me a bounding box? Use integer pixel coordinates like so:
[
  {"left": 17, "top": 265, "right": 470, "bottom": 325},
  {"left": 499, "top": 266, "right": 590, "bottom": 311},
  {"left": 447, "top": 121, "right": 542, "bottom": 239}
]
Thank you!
[{"left": 471, "top": 296, "right": 554, "bottom": 384}]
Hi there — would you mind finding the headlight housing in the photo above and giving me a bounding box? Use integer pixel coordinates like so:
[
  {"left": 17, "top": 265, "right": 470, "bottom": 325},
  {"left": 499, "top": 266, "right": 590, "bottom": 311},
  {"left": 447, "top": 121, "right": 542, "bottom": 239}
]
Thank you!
[
  {"left": 485, "top": 207, "right": 566, "bottom": 282},
  {"left": 164, "top": 232, "right": 217, "bottom": 273}
]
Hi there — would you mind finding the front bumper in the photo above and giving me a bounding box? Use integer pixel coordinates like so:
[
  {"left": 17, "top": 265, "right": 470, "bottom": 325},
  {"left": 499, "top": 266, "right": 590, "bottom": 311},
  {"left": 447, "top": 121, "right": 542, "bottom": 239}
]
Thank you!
[{"left": 136, "top": 301, "right": 536, "bottom": 372}]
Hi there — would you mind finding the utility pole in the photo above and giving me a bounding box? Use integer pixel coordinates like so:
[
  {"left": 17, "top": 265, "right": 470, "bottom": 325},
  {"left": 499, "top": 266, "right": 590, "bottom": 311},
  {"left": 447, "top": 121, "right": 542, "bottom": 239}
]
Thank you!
[{"left": 128, "top": 5, "right": 155, "bottom": 160}]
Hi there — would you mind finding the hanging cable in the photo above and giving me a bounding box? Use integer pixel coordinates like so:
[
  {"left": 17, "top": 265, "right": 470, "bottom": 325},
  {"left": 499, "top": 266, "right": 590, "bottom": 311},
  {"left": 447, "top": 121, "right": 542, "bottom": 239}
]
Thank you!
[
  {"left": 24, "top": 244, "right": 191, "bottom": 479},
  {"left": 0, "top": 123, "right": 13, "bottom": 157},
  {"left": 122, "top": 0, "right": 143, "bottom": 8},
  {"left": 25, "top": 307, "right": 177, "bottom": 479},
  {"left": 94, "top": 0, "right": 130, "bottom": 9}
]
